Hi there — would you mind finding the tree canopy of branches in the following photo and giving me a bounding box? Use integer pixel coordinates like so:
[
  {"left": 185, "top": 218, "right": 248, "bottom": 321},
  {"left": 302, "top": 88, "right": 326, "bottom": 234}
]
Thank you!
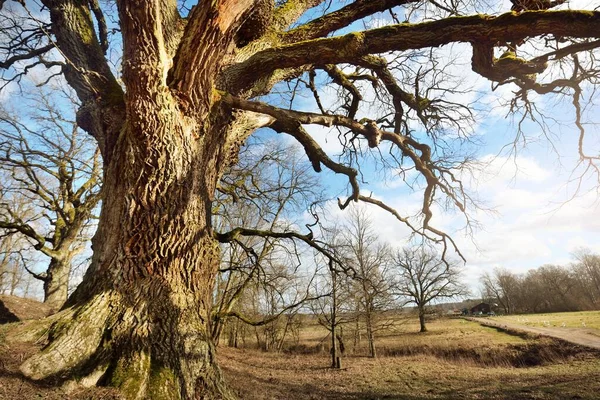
[
  {"left": 0, "top": 88, "right": 101, "bottom": 311},
  {"left": 212, "top": 140, "right": 323, "bottom": 344},
  {"left": 338, "top": 206, "right": 394, "bottom": 358},
  {"left": 481, "top": 267, "right": 522, "bottom": 314},
  {"left": 392, "top": 246, "right": 468, "bottom": 332},
  {"left": 0, "top": 229, "right": 33, "bottom": 296},
  {"left": 1, "top": 0, "right": 600, "bottom": 398}
]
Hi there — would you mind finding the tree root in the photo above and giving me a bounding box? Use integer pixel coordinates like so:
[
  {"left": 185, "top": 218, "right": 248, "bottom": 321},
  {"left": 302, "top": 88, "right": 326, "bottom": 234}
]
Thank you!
[
  {"left": 2, "top": 312, "right": 60, "bottom": 345},
  {"left": 20, "top": 292, "right": 112, "bottom": 380},
  {"left": 18, "top": 290, "right": 235, "bottom": 400}
]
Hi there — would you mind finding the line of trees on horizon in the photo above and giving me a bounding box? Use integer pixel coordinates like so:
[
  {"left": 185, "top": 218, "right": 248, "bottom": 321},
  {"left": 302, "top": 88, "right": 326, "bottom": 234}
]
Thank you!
[{"left": 480, "top": 249, "right": 600, "bottom": 315}]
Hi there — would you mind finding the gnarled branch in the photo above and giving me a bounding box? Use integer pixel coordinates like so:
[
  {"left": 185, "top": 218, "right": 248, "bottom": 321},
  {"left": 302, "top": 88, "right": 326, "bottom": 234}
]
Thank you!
[{"left": 228, "top": 10, "right": 600, "bottom": 93}]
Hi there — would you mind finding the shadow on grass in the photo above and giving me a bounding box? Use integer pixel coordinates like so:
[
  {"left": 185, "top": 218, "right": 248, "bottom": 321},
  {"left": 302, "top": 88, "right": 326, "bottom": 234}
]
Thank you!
[
  {"left": 222, "top": 364, "right": 433, "bottom": 400},
  {"left": 223, "top": 363, "right": 600, "bottom": 400}
]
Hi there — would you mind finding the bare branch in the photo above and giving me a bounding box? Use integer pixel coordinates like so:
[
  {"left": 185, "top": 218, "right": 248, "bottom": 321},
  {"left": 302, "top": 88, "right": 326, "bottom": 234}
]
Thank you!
[
  {"left": 281, "top": 0, "right": 418, "bottom": 44},
  {"left": 228, "top": 10, "right": 600, "bottom": 93},
  {"left": 217, "top": 293, "right": 327, "bottom": 327},
  {"left": 215, "top": 226, "right": 341, "bottom": 266}
]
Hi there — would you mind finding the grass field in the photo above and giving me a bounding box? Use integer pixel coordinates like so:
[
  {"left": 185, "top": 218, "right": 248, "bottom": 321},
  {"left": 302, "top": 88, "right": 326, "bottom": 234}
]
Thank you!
[
  {"left": 489, "top": 310, "right": 600, "bottom": 330},
  {"left": 1, "top": 313, "right": 600, "bottom": 399},
  {"left": 219, "top": 316, "right": 600, "bottom": 400},
  {"left": 220, "top": 346, "right": 600, "bottom": 400}
]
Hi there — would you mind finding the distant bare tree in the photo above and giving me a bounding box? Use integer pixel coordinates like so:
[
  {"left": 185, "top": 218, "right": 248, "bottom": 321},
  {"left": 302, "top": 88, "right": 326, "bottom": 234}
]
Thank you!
[
  {"left": 339, "top": 207, "right": 394, "bottom": 358},
  {"left": 572, "top": 249, "right": 600, "bottom": 308},
  {"left": 212, "top": 141, "right": 324, "bottom": 348},
  {"left": 0, "top": 175, "right": 40, "bottom": 298},
  {"left": 392, "top": 247, "right": 468, "bottom": 332},
  {"left": 323, "top": 259, "right": 344, "bottom": 368},
  {"left": 0, "top": 233, "right": 22, "bottom": 295},
  {"left": 481, "top": 268, "right": 521, "bottom": 315},
  {"left": 311, "top": 224, "right": 356, "bottom": 368},
  {"left": 535, "top": 265, "right": 578, "bottom": 312},
  {"left": 0, "top": 88, "right": 101, "bottom": 311},
  {"left": 519, "top": 269, "right": 547, "bottom": 313}
]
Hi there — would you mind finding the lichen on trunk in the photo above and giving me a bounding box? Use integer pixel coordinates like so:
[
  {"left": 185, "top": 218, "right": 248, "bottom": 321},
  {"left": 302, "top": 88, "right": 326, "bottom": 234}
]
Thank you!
[{"left": 21, "top": 100, "right": 235, "bottom": 398}]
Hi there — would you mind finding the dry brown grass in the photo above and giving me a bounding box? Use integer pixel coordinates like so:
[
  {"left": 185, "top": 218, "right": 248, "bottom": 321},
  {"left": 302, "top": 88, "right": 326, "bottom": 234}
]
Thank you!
[
  {"left": 219, "top": 346, "right": 600, "bottom": 400},
  {"left": 0, "top": 295, "right": 52, "bottom": 323},
  {"left": 219, "top": 317, "right": 600, "bottom": 400},
  {"left": 0, "top": 315, "right": 599, "bottom": 399}
]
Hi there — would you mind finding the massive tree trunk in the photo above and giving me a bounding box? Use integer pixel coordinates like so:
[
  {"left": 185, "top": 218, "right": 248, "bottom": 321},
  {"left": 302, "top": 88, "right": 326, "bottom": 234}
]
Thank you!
[
  {"left": 23, "top": 95, "right": 232, "bottom": 398},
  {"left": 21, "top": 99, "right": 234, "bottom": 399},
  {"left": 19, "top": 2, "right": 254, "bottom": 398}
]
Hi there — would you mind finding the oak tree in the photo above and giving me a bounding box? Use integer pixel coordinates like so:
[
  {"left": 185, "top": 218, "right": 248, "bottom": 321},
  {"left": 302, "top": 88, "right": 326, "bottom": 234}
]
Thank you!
[
  {"left": 0, "top": 88, "right": 101, "bottom": 311},
  {"left": 0, "top": 180, "right": 34, "bottom": 296},
  {"left": 572, "top": 249, "right": 600, "bottom": 308},
  {"left": 1, "top": 0, "right": 600, "bottom": 398},
  {"left": 338, "top": 206, "right": 394, "bottom": 358},
  {"left": 0, "top": 230, "right": 32, "bottom": 296},
  {"left": 311, "top": 224, "right": 355, "bottom": 367},
  {"left": 212, "top": 140, "right": 322, "bottom": 344},
  {"left": 392, "top": 246, "right": 468, "bottom": 332}
]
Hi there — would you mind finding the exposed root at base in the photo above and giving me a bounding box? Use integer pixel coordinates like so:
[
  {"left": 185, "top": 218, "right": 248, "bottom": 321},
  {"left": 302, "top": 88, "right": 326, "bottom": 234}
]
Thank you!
[
  {"left": 20, "top": 293, "right": 112, "bottom": 380},
  {"left": 17, "top": 292, "right": 235, "bottom": 400}
]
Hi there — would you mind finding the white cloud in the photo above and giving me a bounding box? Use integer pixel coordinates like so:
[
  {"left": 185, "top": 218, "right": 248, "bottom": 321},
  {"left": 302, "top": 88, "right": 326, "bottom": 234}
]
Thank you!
[
  {"left": 352, "top": 149, "right": 600, "bottom": 291},
  {"left": 477, "top": 154, "right": 553, "bottom": 186},
  {"left": 303, "top": 124, "right": 346, "bottom": 156}
]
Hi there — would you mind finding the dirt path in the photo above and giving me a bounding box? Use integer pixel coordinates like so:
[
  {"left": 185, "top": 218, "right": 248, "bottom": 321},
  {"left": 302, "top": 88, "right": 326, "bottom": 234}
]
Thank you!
[{"left": 468, "top": 317, "right": 600, "bottom": 350}]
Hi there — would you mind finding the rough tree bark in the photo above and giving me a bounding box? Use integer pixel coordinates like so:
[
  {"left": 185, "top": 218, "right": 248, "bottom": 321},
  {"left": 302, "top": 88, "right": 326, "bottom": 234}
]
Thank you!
[
  {"left": 19, "top": 1, "right": 255, "bottom": 398},
  {"left": 43, "top": 255, "right": 73, "bottom": 311}
]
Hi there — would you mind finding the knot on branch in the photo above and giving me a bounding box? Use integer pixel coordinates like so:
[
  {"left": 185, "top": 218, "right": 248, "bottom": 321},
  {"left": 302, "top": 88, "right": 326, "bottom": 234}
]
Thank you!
[
  {"left": 472, "top": 43, "right": 548, "bottom": 84},
  {"left": 364, "top": 121, "right": 382, "bottom": 148},
  {"left": 235, "top": 0, "right": 274, "bottom": 47}
]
